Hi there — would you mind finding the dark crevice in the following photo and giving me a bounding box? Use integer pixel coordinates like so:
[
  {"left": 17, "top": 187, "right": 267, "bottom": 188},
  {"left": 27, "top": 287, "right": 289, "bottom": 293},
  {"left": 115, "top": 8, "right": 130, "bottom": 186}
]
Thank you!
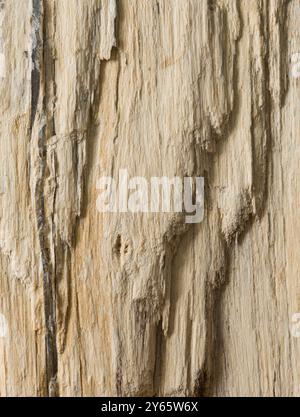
[
  {"left": 32, "top": 0, "right": 58, "bottom": 397},
  {"left": 30, "top": 0, "right": 41, "bottom": 131}
]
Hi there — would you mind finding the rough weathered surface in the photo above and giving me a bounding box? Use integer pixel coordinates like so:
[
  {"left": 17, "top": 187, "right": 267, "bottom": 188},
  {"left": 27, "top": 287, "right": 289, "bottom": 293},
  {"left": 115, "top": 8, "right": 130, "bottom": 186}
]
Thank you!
[{"left": 0, "top": 0, "right": 299, "bottom": 397}]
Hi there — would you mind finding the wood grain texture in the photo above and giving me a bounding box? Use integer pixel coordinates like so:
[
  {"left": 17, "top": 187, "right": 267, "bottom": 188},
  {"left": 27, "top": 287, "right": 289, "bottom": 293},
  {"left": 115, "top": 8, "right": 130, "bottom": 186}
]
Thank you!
[{"left": 0, "top": 0, "right": 299, "bottom": 397}]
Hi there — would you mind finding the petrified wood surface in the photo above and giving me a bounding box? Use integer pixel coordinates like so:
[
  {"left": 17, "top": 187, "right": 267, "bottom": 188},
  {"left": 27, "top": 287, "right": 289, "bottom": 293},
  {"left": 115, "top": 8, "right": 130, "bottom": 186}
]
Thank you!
[{"left": 0, "top": 0, "right": 299, "bottom": 397}]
